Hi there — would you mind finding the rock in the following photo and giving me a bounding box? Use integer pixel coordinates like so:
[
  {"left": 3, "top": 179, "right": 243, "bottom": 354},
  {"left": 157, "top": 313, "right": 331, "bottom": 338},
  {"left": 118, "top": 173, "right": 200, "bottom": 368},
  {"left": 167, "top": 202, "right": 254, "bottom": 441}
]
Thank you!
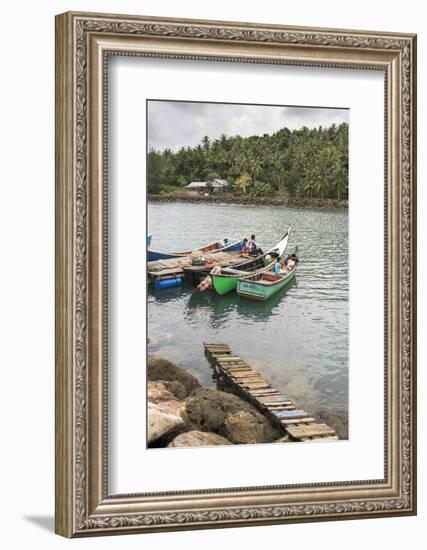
[
  {"left": 158, "top": 380, "right": 188, "bottom": 400},
  {"left": 224, "top": 411, "right": 264, "bottom": 444},
  {"left": 148, "top": 381, "right": 187, "bottom": 418},
  {"left": 148, "top": 194, "right": 348, "bottom": 210},
  {"left": 318, "top": 411, "right": 348, "bottom": 440},
  {"left": 168, "top": 430, "right": 232, "bottom": 448},
  {"left": 147, "top": 405, "right": 185, "bottom": 444},
  {"left": 147, "top": 382, "right": 187, "bottom": 444},
  {"left": 147, "top": 357, "right": 201, "bottom": 396},
  {"left": 186, "top": 388, "right": 282, "bottom": 444}
]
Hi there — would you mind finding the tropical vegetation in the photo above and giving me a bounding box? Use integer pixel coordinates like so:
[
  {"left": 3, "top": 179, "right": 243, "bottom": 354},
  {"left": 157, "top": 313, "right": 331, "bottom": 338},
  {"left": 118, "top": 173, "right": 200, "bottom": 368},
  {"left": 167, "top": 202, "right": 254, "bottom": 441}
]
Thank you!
[{"left": 147, "top": 123, "right": 348, "bottom": 200}]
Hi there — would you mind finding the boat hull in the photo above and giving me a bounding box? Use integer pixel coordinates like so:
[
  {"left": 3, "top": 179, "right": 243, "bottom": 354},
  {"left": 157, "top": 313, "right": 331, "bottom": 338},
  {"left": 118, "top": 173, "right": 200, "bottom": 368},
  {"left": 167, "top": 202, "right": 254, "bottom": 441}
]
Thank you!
[
  {"left": 211, "top": 229, "right": 292, "bottom": 295},
  {"left": 147, "top": 238, "right": 242, "bottom": 262},
  {"left": 147, "top": 249, "right": 176, "bottom": 261},
  {"left": 219, "top": 240, "right": 243, "bottom": 253},
  {"left": 185, "top": 255, "right": 265, "bottom": 288},
  {"left": 212, "top": 274, "right": 240, "bottom": 295},
  {"left": 237, "top": 270, "right": 296, "bottom": 301}
]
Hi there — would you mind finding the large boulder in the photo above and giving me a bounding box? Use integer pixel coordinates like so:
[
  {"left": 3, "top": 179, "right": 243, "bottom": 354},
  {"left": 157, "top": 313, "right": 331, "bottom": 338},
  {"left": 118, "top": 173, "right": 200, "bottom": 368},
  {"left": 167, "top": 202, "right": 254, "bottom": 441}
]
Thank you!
[
  {"left": 147, "top": 405, "right": 185, "bottom": 444},
  {"left": 159, "top": 380, "right": 188, "bottom": 400},
  {"left": 186, "top": 388, "right": 282, "bottom": 444},
  {"left": 224, "top": 411, "right": 264, "bottom": 444},
  {"left": 147, "top": 382, "right": 187, "bottom": 444},
  {"left": 147, "top": 357, "right": 201, "bottom": 397},
  {"left": 148, "top": 381, "right": 187, "bottom": 416},
  {"left": 168, "top": 430, "right": 232, "bottom": 448}
]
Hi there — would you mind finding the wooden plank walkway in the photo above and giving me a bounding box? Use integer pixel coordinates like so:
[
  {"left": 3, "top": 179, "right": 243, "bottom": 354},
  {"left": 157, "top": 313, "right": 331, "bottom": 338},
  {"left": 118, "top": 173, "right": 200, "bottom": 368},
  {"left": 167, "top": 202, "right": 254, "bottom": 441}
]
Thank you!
[
  {"left": 148, "top": 251, "right": 250, "bottom": 281},
  {"left": 204, "top": 343, "right": 338, "bottom": 442}
]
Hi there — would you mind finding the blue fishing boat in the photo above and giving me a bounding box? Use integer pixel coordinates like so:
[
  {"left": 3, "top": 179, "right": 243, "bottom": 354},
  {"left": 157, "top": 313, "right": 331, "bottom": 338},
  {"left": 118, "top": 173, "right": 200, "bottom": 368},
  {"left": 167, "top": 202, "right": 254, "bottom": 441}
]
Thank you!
[{"left": 147, "top": 238, "right": 242, "bottom": 262}]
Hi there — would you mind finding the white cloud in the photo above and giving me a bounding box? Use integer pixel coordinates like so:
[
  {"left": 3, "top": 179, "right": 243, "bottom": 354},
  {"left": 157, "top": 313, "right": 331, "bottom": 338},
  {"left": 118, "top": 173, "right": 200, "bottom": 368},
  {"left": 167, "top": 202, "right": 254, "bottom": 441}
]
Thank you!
[{"left": 147, "top": 100, "right": 349, "bottom": 151}]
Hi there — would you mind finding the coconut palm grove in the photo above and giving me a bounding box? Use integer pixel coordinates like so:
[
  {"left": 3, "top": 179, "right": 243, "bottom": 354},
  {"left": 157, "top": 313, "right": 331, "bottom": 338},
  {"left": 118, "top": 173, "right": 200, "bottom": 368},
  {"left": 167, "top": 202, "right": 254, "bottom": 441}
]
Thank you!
[{"left": 147, "top": 122, "right": 348, "bottom": 200}]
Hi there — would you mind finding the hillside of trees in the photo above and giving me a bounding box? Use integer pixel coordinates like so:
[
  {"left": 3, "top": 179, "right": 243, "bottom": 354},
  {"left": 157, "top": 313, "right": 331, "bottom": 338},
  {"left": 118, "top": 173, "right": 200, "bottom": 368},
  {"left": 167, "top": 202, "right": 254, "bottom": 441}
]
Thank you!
[{"left": 148, "top": 123, "right": 348, "bottom": 200}]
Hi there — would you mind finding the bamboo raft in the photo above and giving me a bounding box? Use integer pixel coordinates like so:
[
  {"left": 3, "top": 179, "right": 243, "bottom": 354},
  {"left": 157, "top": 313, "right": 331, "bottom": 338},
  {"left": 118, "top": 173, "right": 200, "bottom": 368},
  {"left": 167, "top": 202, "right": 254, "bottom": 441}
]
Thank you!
[{"left": 204, "top": 343, "right": 338, "bottom": 442}]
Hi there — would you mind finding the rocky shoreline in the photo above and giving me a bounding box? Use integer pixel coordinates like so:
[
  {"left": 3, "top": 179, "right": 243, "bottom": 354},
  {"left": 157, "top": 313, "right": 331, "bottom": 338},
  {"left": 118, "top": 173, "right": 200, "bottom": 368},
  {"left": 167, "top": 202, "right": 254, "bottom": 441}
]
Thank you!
[
  {"left": 147, "top": 357, "right": 348, "bottom": 448},
  {"left": 148, "top": 194, "right": 348, "bottom": 209}
]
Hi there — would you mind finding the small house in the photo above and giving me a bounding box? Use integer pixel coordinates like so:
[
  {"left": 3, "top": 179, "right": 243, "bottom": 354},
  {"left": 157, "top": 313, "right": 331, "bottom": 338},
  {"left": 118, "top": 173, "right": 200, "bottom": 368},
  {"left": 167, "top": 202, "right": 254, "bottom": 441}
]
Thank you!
[{"left": 186, "top": 179, "right": 229, "bottom": 195}]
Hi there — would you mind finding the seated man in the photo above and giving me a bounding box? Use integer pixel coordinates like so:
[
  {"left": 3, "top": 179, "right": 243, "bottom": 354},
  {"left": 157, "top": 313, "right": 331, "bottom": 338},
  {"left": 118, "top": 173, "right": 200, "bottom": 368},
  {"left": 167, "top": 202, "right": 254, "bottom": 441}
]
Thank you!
[
  {"left": 240, "top": 238, "right": 249, "bottom": 254},
  {"left": 273, "top": 258, "right": 283, "bottom": 274},
  {"left": 274, "top": 258, "right": 288, "bottom": 274},
  {"left": 286, "top": 258, "right": 296, "bottom": 271},
  {"left": 248, "top": 234, "right": 263, "bottom": 256},
  {"left": 282, "top": 253, "right": 298, "bottom": 273}
]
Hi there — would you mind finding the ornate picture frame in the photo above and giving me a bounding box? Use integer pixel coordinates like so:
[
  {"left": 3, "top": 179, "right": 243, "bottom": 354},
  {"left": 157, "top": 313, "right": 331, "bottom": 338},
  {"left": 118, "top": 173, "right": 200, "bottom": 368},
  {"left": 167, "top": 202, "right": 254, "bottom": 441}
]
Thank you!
[{"left": 55, "top": 11, "right": 417, "bottom": 537}]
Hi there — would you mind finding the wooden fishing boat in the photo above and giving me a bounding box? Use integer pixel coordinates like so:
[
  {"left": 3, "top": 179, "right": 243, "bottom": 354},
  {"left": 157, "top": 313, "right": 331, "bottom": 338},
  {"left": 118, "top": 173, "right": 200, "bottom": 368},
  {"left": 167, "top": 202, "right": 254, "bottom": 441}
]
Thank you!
[
  {"left": 236, "top": 259, "right": 298, "bottom": 301},
  {"left": 184, "top": 251, "right": 260, "bottom": 288},
  {"left": 147, "top": 237, "right": 242, "bottom": 262},
  {"left": 204, "top": 229, "right": 291, "bottom": 295},
  {"left": 184, "top": 228, "right": 291, "bottom": 291}
]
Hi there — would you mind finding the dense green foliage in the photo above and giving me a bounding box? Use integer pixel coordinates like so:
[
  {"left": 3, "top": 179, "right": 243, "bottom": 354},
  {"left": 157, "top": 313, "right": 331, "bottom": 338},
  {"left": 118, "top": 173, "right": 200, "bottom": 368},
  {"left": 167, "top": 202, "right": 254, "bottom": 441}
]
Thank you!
[{"left": 148, "top": 123, "right": 348, "bottom": 199}]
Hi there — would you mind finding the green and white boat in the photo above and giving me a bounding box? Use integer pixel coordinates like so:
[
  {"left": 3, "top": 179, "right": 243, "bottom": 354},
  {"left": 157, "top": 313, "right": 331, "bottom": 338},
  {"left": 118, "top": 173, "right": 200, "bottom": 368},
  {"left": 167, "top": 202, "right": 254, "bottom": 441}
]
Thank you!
[
  {"left": 236, "top": 258, "right": 298, "bottom": 301},
  {"left": 211, "top": 229, "right": 291, "bottom": 295}
]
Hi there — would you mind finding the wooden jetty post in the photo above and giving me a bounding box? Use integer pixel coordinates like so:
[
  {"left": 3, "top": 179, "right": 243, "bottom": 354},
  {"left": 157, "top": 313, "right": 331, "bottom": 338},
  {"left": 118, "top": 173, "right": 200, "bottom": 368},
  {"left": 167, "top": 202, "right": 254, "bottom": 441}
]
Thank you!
[{"left": 204, "top": 343, "right": 338, "bottom": 442}]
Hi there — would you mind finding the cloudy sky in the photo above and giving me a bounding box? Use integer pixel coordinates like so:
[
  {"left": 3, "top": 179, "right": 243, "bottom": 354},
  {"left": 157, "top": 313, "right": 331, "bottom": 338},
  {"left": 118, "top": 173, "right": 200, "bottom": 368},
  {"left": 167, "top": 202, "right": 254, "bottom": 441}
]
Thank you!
[{"left": 147, "top": 100, "right": 349, "bottom": 151}]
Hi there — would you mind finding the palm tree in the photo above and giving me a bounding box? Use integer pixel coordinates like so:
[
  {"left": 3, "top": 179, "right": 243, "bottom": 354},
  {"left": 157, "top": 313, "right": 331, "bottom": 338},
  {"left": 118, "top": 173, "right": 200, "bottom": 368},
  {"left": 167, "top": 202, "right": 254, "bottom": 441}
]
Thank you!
[
  {"left": 147, "top": 149, "right": 164, "bottom": 194},
  {"left": 219, "top": 133, "right": 229, "bottom": 151},
  {"left": 312, "top": 146, "right": 341, "bottom": 199},
  {"left": 271, "top": 151, "right": 287, "bottom": 191},
  {"left": 201, "top": 135, "right": 210, "bottom": 155},
  {"left": 302, "top": 168, "right": 315, "bottom": 198},
  {"left": 236, "top": 173, "right": 251, "bottom": 194},
  {"left": 249, "top": 156, "right": 263, "bottom": 186},
  {"left": 291, "top": 142, "right": 311, "bottom": 196},
  {"left": 335, "top": 166, "right": 347, "bottom": 201},
  {"left": 232, "top": 152, "right": 247, "bottom": 176},
  {"left": 148, "top": 120, "right": 349, "bottom": 200}
]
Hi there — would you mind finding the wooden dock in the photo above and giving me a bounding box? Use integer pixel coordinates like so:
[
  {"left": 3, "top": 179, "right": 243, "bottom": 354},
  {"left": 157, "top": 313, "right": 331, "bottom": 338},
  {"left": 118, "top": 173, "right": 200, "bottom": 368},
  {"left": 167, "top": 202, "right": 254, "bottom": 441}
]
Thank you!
[
  {"left": 204, "top": 343, "right": 338, "bottom": 442},
  {"left": 148, "top": 251, "right": 250, "bottom": 281}
]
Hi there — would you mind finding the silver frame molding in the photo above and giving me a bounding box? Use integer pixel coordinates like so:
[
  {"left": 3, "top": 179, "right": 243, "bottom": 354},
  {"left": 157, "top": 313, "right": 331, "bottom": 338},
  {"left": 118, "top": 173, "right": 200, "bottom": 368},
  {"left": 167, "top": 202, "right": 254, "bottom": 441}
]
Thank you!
[{"left": 55, "top": 11, "right": 417, "bottom": 537}]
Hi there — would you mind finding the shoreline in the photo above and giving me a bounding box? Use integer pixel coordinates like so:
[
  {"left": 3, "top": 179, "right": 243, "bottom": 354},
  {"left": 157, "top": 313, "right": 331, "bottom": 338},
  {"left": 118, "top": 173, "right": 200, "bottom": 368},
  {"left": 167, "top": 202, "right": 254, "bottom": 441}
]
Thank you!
[
  {"left": 148, "top": 356, "right": 348, "bottom": 448},
  {"left": 148, "top": 194, "right": 348, "bottom": 209}
]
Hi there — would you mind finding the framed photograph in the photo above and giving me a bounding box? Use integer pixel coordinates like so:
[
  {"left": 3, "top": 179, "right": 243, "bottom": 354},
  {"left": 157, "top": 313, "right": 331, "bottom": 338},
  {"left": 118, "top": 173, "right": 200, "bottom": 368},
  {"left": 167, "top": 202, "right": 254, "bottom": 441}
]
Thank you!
[{"left": 55, "top": 11, "right": 417, "bottom": 537}]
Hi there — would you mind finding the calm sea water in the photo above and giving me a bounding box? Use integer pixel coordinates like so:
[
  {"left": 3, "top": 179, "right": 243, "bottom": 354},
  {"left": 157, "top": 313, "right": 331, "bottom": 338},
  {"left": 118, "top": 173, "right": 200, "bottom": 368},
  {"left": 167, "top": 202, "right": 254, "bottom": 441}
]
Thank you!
[{"left": 147, "top": 202, "right": 348, "bottom": 416}]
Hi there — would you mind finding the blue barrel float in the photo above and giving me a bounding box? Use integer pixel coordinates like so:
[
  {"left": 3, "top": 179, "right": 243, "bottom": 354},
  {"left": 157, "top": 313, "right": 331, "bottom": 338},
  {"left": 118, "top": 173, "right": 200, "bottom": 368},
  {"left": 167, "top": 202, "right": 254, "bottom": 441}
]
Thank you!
[{"left": 154, "top": 277, "right": 182, "bottom": 289}]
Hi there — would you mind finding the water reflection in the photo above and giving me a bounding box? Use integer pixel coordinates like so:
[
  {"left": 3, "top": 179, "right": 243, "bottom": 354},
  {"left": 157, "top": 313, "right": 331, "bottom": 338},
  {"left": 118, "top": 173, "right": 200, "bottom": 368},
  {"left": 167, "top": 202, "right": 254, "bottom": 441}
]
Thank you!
[
  {"left": 147, "top": 284, "right": 186, "bottom": 305},
  {"left": 148, "top": 277, "right": 297, "bottom": 320},
  {"left": 185, "top": 276, "right": 297, "bottom": 327}
]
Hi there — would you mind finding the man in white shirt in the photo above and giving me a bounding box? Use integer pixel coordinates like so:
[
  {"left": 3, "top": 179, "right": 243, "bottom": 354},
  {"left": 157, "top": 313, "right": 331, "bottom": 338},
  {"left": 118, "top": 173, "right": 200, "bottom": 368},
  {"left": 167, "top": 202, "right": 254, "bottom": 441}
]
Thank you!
[{"left": 248, "top": 234, "right": 263, "bottom": 255}]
